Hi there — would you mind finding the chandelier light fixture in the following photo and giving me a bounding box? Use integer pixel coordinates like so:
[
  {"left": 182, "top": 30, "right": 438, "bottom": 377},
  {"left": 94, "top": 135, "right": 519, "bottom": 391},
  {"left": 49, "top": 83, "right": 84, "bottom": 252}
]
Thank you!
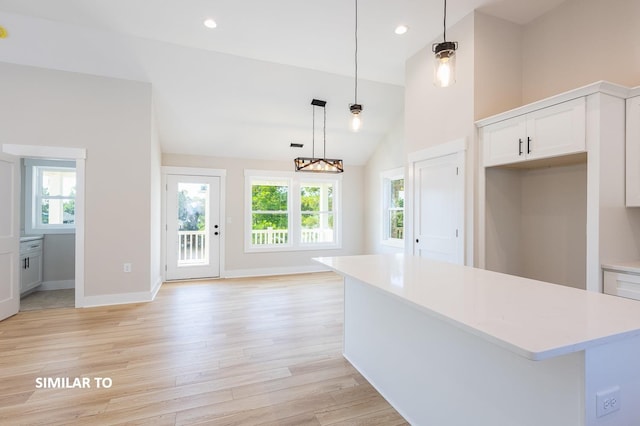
[
  {"left": 294, "top": 99, "right": 344, "bottom": 173},
  {"left": 349, "top": 0, "right": 363, "bottom": 132},
  {"left": 432, "top": 0, "right": 458, "bottom": 88}
]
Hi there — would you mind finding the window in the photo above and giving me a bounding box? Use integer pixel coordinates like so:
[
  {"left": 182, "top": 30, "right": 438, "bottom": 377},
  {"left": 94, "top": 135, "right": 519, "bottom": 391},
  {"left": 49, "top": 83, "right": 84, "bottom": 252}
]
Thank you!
[
  {"left": 245, "top": 170, "right": 341, "bottom": 252},
  {"left": 381, "top": 168, "right": 404, "bottom": 247},
  {"left": 25, "top": 159, "right": 76, "bottom": 234},
  {"left": 300, "top": 181, "right": 335, "bottom": 245}
]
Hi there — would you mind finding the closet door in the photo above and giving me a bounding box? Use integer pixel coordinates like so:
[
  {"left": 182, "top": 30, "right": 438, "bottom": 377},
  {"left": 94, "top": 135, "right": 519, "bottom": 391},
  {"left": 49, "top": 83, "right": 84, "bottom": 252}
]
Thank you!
[{"left": 0, "top": 152, "right": 20, "bottom": 321}]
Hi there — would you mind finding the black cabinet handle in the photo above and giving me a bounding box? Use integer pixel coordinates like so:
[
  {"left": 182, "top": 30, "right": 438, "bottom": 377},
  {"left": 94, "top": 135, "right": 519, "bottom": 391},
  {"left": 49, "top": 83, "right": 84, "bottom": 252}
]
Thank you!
[
  {"left": 23, "top": 258, "right": 27, "bottom": 269},
  {"left": 527, "top": 137, "right": 532, "bottom": 154},
  {"left": 415, "top": 239, "right": 419, "bottom": 243},
  {"left": 27, "top": 257, "right": 30, "bottom": 268},
  {"left": 518, "top": 138, "right": 523, "bottom": 156},
  {"left": 214, "top": 225, "right": 219, "bottom": 229},
  {"left": 214, "top": 232, "right": 219, "bottom": 236}
]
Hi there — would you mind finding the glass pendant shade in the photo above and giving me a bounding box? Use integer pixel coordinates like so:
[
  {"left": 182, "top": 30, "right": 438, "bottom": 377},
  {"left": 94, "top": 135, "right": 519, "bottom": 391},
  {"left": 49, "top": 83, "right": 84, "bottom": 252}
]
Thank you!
[
  {"left": 433, "top": 41, "right": 457, "bottom": 88},
  {"left": 349, "top": 104, "right": 363, "bottom": 132}
]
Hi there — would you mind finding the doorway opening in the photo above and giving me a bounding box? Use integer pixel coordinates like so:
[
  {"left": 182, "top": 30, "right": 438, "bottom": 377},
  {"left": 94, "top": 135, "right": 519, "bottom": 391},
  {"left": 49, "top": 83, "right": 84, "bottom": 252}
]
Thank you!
[{"left": 2, "top": 144, "right": 86, "bottom": 310}]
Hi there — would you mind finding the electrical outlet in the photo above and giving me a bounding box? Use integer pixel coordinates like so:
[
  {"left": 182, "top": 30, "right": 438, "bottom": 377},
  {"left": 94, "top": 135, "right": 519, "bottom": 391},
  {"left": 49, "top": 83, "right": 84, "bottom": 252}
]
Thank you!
[
  {"left": 123, "top": 263, "right": 132, "bottom": 273},
  {"left": 596, "top": 386, "right": 620, "bottom": 417}
]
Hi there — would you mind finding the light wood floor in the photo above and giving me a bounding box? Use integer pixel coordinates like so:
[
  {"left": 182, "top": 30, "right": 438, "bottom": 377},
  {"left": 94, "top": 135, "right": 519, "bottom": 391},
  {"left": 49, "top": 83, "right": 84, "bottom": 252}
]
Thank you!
[{"left": 0, "top": 272, "right": 408, "bottom": 425}]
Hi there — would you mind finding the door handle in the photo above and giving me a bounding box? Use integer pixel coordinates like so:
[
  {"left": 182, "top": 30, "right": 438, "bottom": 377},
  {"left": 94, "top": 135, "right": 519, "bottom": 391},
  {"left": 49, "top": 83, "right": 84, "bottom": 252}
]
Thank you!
[
  {"left": 27, "top": 257, "right": 30, "bottom": 268},
  {"left": 527, "top": 137, "right": 532, "bottom": 154},
  {"left": 214, "top": 225, "right": 219, "bottom": 229},
  {"left": 415, "top": 239, "right": 419, "bottom": 243},
  {"left": 518, "top": 138, "right": 523, "bottom": 156},
  {"left": 214, "top": 231, "right": 219, "bottom": 236}
]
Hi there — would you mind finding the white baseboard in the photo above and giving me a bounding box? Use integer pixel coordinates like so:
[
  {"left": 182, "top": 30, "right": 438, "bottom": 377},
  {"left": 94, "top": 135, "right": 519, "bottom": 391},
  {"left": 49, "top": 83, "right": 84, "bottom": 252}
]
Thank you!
[
  {"left": 39, "top": 280, "right": 75, "bottom": 291},
  {"left": 224, "top": 264, "right": 330, "bottom": 278},
  {"left": 81, "top": 277, "right": 163, "bottom": 308}
]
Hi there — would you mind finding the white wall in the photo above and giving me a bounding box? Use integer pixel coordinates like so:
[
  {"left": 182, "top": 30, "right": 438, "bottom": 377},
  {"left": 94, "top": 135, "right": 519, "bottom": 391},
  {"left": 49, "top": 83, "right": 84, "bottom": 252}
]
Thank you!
[
  {"left": 363, "top": 118, "right": 405, "bottom": 254},
  {"left": 0, "top": 62, "right": 155, "bottom": 299},
  {"left": 162, "top": 154, "right": 365, "bottom": 276}
]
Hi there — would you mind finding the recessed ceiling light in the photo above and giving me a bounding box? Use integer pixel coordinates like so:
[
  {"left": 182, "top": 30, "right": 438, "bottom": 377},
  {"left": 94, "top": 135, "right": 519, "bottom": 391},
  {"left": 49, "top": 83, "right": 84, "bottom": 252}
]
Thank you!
[
  {"left": 394, "top": 25, "right": 409, "bottom": 35},
  {"left": 204, "top": 18, "right": 217, "bottom": 29}
]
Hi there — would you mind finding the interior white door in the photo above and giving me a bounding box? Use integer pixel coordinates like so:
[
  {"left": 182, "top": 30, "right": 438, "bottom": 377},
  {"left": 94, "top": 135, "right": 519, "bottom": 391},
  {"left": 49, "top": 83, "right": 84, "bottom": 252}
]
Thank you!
[
  {"left": 0, "top": 152, "right": 20, "bottom": 321},
  {"left": 414, "top": 153, "right": 464, "bottom": 264},
  {"left": 166, "top": 175, "right": 221, "bottom": 280}
]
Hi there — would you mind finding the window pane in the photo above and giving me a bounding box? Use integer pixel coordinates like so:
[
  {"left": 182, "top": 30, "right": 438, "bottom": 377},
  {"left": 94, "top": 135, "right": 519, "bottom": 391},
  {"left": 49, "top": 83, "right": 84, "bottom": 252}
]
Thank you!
[
  {"left": 41, "top": 198, "right": 75, "bottom": 225},
  {"left": 42, "top": 169, "right": 76, "bottom": 197},
  {"left": 252, "top": 184, "right": 288, "bottom": 211},
  {"left": 389, "top": 210, "right": 404, "bottom": 239},
  {"left": 391, "top": 179, "right": 405, "bottom": 208},
  {"left": 251, "top": 213, "right": 289, "bottom": 245},
  {"left": 177, "top": 183, "right": 209, "bottom": 231},
  {"left": 301, "top": 182, "right": 334, "bottom": 212},
  {"left": 301, "top": 212, "right": 334, "bottom": 243}
]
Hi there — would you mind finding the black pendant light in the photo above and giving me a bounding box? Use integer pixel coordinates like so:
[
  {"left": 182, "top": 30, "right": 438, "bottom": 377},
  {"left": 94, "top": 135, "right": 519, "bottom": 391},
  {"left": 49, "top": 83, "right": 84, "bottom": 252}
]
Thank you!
[
  {"left": 294, "top": 99, "right": 344, "bottom": 173},
  {"left": 349, "top": 0, "right": 363, "bottom": 132},
  {"left": 432, "top": 0, "right": 458, "bottom": 87}
]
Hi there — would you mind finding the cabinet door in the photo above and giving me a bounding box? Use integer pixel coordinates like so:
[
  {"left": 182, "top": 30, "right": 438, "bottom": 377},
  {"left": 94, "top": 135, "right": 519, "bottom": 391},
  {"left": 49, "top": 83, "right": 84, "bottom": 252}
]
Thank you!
[
  {"left": 482, "top": 116, "right": 527, "bottom": 167},
  {"left": 626, "top": 96, "right": 640, "bottom": 206},
  {"left": 526, "top": 97, "right": 586, "bottom": 161},
  {"left": 20, "top": 253, "right": 42, "bottom": 294}
]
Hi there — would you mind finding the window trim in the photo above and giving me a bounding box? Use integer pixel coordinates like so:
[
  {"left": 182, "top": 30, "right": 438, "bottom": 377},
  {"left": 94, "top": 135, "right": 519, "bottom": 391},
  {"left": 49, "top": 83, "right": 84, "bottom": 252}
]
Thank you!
[
  {"left": 24, "top": 159, "right": 77, "bottom": 235},
  {"left": 380, "top": 167, "right": 405, "bottom": 248},
  {"left": 244, "top": 170, "right": 342, "bottom": 253}
]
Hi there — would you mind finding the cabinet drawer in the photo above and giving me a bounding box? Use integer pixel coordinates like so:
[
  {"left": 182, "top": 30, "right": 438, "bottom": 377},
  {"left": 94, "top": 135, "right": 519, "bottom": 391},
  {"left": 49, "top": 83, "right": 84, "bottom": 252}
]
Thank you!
[
  {"left": 604, "top": 271, "right": 640, "bottom": 301},
  {"left": 20, "top": 240, "right": 43, "bottom": 254}
]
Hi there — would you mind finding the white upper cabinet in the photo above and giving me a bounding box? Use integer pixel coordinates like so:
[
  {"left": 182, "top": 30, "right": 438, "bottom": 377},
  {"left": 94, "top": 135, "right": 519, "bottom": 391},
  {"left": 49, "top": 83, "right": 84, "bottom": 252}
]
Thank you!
[
  {"left": 626, "top": 95, "right": 640, "bottom": 207},
  {"left": 482, "top": 97, "right": 586, "bottom": 167}
]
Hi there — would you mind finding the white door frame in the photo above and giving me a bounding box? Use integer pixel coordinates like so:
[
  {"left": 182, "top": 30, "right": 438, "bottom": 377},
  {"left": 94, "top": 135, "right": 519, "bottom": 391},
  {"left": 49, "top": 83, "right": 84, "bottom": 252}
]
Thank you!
[
  {"left": 2, "top": 144, "right": 87, "bottom": 308},
  {"left": 407, "top": 138, "right": 467, "bottom": 263},
  {"left": 161, "top": 166, "right": 226, "bottom": 281}
]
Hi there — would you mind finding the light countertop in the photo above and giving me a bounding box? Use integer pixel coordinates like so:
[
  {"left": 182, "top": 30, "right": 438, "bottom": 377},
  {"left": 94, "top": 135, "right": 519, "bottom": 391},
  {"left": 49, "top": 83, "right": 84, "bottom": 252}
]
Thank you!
[
  {"left": 602, "top": 260, "right": 640, "bottom": 275},
  {"left": 316, "top": 254, "right": 640, "bottom": 361},
  {"left": 20, "top": 235, "right": 43, "bottom": 242}
]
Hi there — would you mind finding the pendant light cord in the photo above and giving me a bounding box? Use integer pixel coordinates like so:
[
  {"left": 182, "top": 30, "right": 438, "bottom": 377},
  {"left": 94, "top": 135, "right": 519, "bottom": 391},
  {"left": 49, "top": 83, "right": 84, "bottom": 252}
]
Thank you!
[
  {"left": 312, "top": 104, "right": 316, "bottom": 160},
  {"left": 323, "top": 104, "right": 327, "bottom": 157},
  {"left": 443, "top": 0, "right": 447, "bottom": 41},
  {"left": 354, "top": 0, "right": 358, "bottom": 104}
]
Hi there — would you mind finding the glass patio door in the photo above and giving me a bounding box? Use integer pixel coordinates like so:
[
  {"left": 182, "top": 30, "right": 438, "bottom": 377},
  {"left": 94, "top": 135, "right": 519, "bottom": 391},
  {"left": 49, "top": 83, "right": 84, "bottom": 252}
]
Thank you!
[{"left": 166, "top": 175, "right": 220, "bottom": 280}]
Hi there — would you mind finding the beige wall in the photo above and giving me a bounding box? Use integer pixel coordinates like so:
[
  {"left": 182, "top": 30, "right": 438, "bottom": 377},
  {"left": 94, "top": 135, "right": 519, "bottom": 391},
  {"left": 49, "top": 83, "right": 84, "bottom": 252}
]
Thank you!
[
  {"left": 473, "top": 12, "right": 523, "bottom": 121},
  {"left": 162, "top": 154, "right": 365, "bottom": 275},
  {"left": 522, "top": 0, "right": 640, "bottom": 103},
  {"left": 0, "top": 62, "right": 154, "bottom": 297},
  {"left": 149, "top": 106, "right": 163, "bottom": 291},
  {"left": 485, "top": 163, "right": 588, "bottom": 290},
  {"left": 405, "top": 12, "right": 476, "bottom": 264}
]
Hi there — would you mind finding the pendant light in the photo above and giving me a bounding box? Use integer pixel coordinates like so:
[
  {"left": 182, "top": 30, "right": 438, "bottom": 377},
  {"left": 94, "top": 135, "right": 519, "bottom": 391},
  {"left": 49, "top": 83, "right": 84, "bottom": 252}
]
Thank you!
[
  {"left": 432, "top": 0, "right": 458, "bottom": 88},
  {"left": 294, "top": 99, "right": 344, "bottom": 173},
  {"left": 349, "top": 0, "right": 363, "bottom": 132}
]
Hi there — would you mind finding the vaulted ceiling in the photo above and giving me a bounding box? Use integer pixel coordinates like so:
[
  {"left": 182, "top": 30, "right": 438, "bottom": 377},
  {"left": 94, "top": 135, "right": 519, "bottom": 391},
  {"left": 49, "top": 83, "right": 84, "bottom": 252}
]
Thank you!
[{"left": 0, "top": 0, "right": 566, "bottom": 165}]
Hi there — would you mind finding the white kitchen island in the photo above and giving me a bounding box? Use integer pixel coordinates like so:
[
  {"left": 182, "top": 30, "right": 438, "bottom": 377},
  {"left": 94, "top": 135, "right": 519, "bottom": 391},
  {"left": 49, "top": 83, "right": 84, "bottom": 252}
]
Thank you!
[{"left": 315, "top": 254, "right": 640, "bottom": 426}]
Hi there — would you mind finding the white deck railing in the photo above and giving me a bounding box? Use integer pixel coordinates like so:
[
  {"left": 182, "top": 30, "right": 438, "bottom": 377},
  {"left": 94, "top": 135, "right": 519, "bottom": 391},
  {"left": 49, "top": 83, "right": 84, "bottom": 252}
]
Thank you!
[
  {"left": 178, "top": 230, "right": 207, "bottom": 265},
  {"left": 178, "top": 228, "right": 333, "bottom": 260},
  {"left": 251, "top": 228, "right": 332, "bottom": 245}
]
